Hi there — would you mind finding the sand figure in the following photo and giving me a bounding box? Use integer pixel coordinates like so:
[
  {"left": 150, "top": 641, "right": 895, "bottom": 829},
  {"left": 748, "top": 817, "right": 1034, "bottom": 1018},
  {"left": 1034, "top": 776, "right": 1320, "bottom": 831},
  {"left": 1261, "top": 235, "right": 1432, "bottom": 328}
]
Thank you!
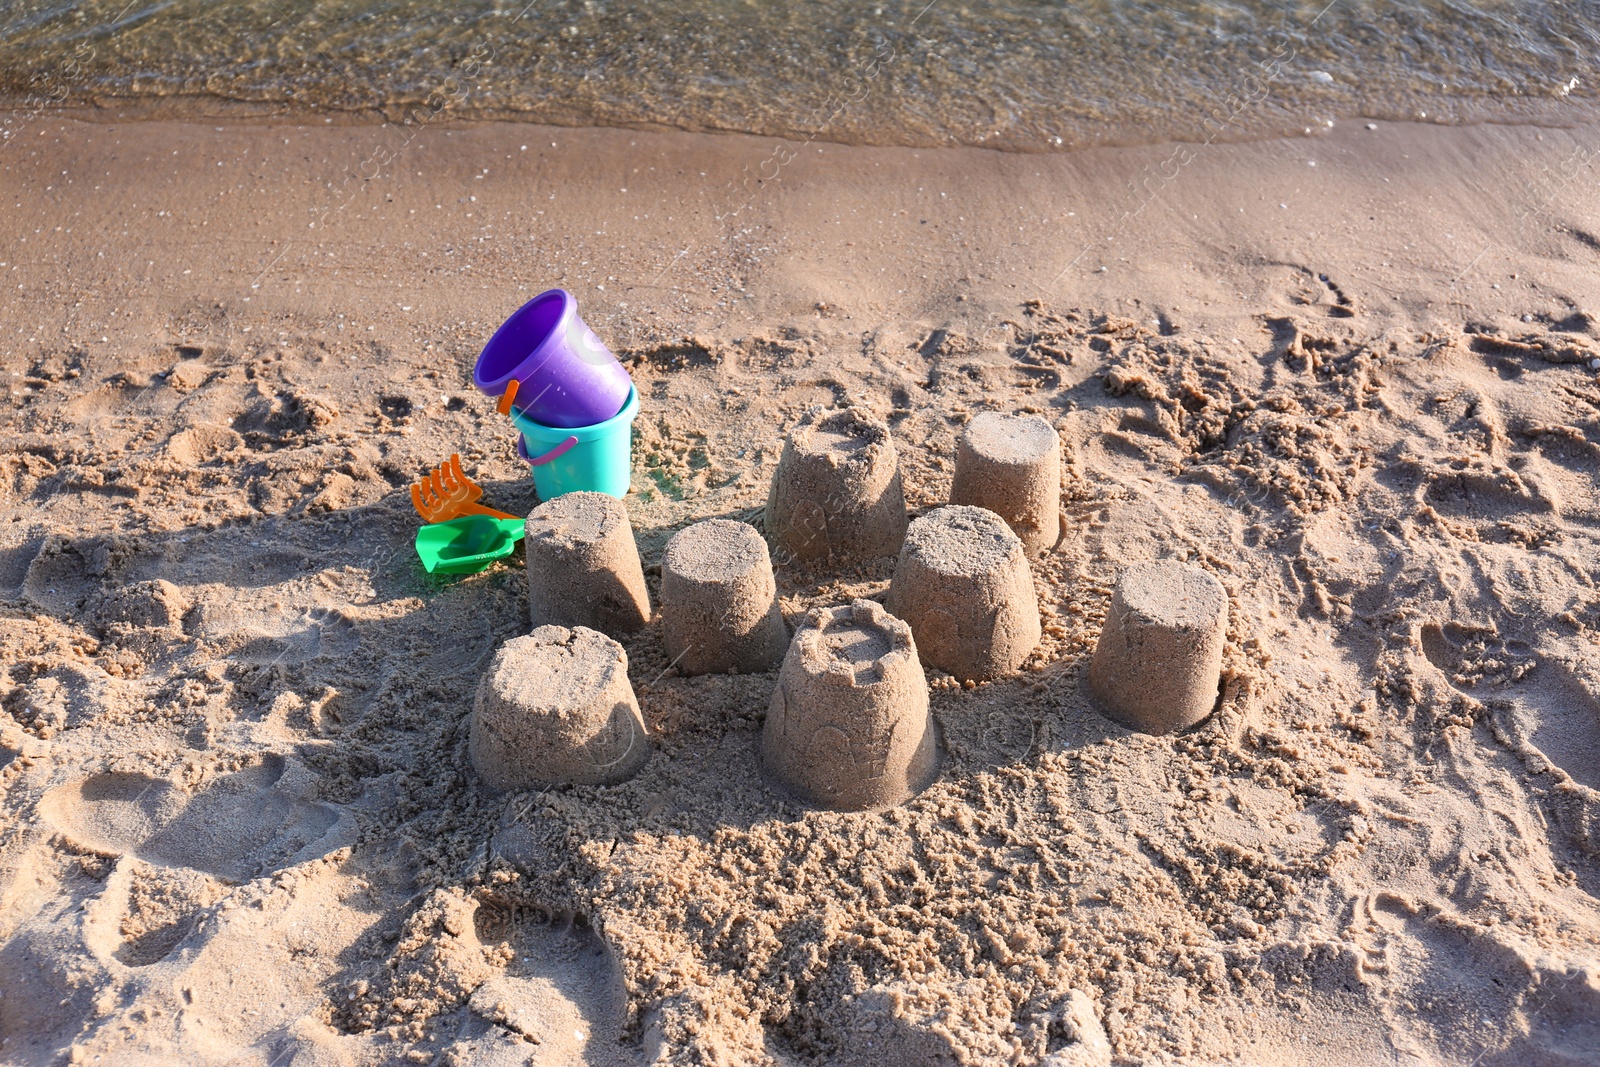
[
  {"left": 949, "top": 411, "right": 1063, "bottom": 555},
  {"left": 660, "top": 519, "right": 789, "bottom": 675},
  {"left": 762, "top": 599, "right": 937, "bottom": 811},
  {"left": 765, "top": 407, "right": 908, "bottom": 563},
  {"left": 524, "top": 491, "right": 652, "bottom": 634},
  {"left": 1088, "top": 560, "right": 1227, "bottom": 735},
  {"left": 886, "top": 505, "right": 1042, "bottom": 681},
  {"left": 470, "top": 626, "right": 650, "bottom": 790}
]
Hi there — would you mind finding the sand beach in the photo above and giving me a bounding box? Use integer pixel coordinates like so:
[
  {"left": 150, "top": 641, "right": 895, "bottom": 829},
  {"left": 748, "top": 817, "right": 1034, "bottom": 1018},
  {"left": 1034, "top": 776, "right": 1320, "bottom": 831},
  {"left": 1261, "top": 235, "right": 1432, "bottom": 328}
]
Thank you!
[{"left": 1, "top": 67, "right": 1599, "bottom": 1066}]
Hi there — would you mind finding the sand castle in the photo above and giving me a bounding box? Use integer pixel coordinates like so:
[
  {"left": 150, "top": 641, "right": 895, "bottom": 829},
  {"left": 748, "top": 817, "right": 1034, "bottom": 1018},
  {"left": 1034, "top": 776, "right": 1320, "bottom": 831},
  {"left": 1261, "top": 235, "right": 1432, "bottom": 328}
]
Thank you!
[
  {"left": 761, "top": 600, "right": 937, "bottom": 811},
  {"left": 660, "top": 518, "right": 789, "bottom": 675},
  {"left": 887, "top": 505, "right": 1042, "bottom": 682},
  {"left": 483, "top": 410, "right": 1247, "bottom": 804},
  {"left": 470, "top": 625, "right": 651, "bottom": 790},
  {"left": 1088, "top": 560, "right": 1227, "bottom": 735},
  {"left": 524, "top": 491, "right": 652, "bottom": 635},
  {"left": 949, "top": 412, "right": 1062, "bottom": 556},
  {"left": 765, "top": 407, "right": 908, "bottom": 563},
  {"left": 472, "top": 405, "right": 1242, "bottom": 819}
]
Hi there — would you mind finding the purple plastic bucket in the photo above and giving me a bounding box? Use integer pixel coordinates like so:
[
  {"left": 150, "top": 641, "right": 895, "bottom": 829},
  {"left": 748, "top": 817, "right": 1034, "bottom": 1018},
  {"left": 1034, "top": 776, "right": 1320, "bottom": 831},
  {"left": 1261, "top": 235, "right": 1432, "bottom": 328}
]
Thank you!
[{"left": 472, "top": 288, "right": 633, "bottom": 429}]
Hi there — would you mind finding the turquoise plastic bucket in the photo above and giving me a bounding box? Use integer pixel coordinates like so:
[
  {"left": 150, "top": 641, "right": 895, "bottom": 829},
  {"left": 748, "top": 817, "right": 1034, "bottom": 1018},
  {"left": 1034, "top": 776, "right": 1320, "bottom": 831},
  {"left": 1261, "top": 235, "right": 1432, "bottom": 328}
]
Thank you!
[{"left": 512, "top": 385, "right": 638, "bottom": 500}]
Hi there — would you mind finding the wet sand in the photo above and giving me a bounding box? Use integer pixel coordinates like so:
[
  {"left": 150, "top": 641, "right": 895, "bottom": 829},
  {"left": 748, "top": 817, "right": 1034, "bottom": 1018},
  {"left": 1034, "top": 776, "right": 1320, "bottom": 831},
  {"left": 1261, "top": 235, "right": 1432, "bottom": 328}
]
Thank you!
[{"left": 1, "top": 113, "right": 1599, "bottom": 1065}]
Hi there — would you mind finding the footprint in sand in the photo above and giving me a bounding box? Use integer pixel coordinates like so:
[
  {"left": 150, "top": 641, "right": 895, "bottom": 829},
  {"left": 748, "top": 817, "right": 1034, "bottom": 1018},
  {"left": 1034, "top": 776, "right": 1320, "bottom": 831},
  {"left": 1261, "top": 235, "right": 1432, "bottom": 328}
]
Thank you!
[
  {"left": 1421, "top": 465, "right": 1558, "bottom": 540},
  {"left": 1270, "top": 263, "right": 1357, "bottom": 319},
  {"left": 1300, "top": 269, "right": 1355, "bottom": 318},
  {"left": 1357, "top": 892, "right": 1600, "bottom": 1062},
  {"left": 163, "top": 422, "right": 243, "bottom": 467},
  {"left": 462, "top": 905, "right": 628, "bottom": 1064},
  {"left": 95, "top": 861, "right": 226, "bottom": 967},
  {"left": 1421, "top": 622, "right": 1600, "bottom": 791},
  {"left": 184, "top": 599, "right": 359, "bottom": 666},
  {"left": 0, "top": 533, "right": 45, "bottom": 601},
  {"left": 38, "top": 755, "right": 347, "bottom": 883}
]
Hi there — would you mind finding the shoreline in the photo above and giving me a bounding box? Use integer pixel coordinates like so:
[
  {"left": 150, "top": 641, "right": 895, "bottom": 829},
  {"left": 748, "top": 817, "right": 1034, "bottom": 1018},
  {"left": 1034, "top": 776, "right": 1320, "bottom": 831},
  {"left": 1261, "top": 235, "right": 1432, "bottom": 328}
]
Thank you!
[
  {"left": 6, "top": 94, "right": 1600, "bottom": 152},
  {"left": 1, "top": 111, "right": 1599, "bottom": 1065}
]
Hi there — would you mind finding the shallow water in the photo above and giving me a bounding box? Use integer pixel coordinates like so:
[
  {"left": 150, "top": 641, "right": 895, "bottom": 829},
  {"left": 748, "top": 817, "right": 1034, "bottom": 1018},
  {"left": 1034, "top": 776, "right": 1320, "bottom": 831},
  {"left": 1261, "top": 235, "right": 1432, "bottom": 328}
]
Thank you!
[{"left": 1, "top": 0, "right": 1596, "bottom": 148}]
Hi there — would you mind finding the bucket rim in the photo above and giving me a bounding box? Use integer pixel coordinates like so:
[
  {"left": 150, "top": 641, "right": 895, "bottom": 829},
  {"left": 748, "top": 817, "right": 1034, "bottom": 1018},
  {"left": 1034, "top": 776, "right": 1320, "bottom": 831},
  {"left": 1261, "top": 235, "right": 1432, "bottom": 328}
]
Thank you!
[
  {"left": 512, "top": 384, "right": 638, "bottom": 442},
  {"left": 473, "top": 288, "right": 576, "bottom": 394}
]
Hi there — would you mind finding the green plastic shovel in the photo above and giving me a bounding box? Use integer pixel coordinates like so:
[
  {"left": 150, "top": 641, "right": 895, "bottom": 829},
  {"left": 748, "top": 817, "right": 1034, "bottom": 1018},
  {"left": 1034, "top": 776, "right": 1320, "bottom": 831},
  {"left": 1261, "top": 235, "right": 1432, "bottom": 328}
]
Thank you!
[{"left": 414, "top": 514, "right": 526, "bottom": 575}]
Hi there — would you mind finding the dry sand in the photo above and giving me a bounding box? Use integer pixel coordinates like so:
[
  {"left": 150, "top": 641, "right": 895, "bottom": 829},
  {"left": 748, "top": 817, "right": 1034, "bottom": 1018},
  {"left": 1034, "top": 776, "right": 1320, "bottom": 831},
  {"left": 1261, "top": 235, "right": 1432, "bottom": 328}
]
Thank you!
[{"left": 1, "top": 111, "right": 1600, "bottom": 1065}]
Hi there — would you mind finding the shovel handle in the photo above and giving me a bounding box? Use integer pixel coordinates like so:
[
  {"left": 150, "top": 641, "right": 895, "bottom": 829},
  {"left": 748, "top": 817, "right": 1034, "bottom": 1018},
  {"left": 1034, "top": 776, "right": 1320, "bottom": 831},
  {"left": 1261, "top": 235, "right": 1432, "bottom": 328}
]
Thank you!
[
  {"left": 517, "top": 434, "right": 579, "bottom": 467},
  {"left": 456, "top": 501, "right": 522, "bottom": 521},
  {"left": 497, "top": 379, "right": 521, "bottom": 417}
]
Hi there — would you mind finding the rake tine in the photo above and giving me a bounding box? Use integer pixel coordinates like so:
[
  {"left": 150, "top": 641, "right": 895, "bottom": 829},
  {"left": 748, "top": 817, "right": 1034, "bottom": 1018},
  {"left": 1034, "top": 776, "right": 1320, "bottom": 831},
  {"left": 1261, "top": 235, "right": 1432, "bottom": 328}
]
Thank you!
[
  {"left": 412, "top": 477, "right": 446, "bottom": 523},
  {"left": 462, "top": 462, "right": 484, "bottom": 497},
  {"left": 440, "top": 454, "right": 463, "bottom": 495}
]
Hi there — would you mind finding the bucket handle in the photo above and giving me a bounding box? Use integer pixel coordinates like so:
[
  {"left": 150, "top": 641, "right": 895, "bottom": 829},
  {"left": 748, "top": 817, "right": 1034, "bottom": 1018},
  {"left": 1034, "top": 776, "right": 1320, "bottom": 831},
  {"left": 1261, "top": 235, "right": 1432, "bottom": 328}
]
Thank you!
[{"left": 517, "top": 434, "right": 579, "bottom": 467}]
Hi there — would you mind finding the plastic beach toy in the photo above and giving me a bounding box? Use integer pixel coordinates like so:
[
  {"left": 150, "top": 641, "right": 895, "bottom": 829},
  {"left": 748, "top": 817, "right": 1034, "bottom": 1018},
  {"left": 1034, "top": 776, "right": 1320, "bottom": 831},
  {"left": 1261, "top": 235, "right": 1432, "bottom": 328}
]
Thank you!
[
  {"left": 513, "top": 385, "right": 639, "bottom": 500},
  {"left": 473, "top": 288, "right": 633, "bottom": 428},
  {"left": 410, "top": 453, "right": 519, "bottom": 523},
  {"left": 415, "top": 515, "right": 526, "bottom": 575}
]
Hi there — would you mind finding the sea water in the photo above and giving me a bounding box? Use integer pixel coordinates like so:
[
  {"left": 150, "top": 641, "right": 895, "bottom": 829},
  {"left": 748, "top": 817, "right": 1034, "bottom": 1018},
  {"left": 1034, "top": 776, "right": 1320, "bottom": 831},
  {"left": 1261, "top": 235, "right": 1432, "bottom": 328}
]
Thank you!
[{"left": 0, "top": 0, "right": 1595, "bottom": 148}]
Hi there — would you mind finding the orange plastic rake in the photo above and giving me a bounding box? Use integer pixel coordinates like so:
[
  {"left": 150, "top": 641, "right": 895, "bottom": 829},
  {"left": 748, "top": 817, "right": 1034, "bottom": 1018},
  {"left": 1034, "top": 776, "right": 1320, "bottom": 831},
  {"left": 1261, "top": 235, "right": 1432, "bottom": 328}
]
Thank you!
[{"left": 410, "top": 453, "right": 519, "bottom": 523}]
